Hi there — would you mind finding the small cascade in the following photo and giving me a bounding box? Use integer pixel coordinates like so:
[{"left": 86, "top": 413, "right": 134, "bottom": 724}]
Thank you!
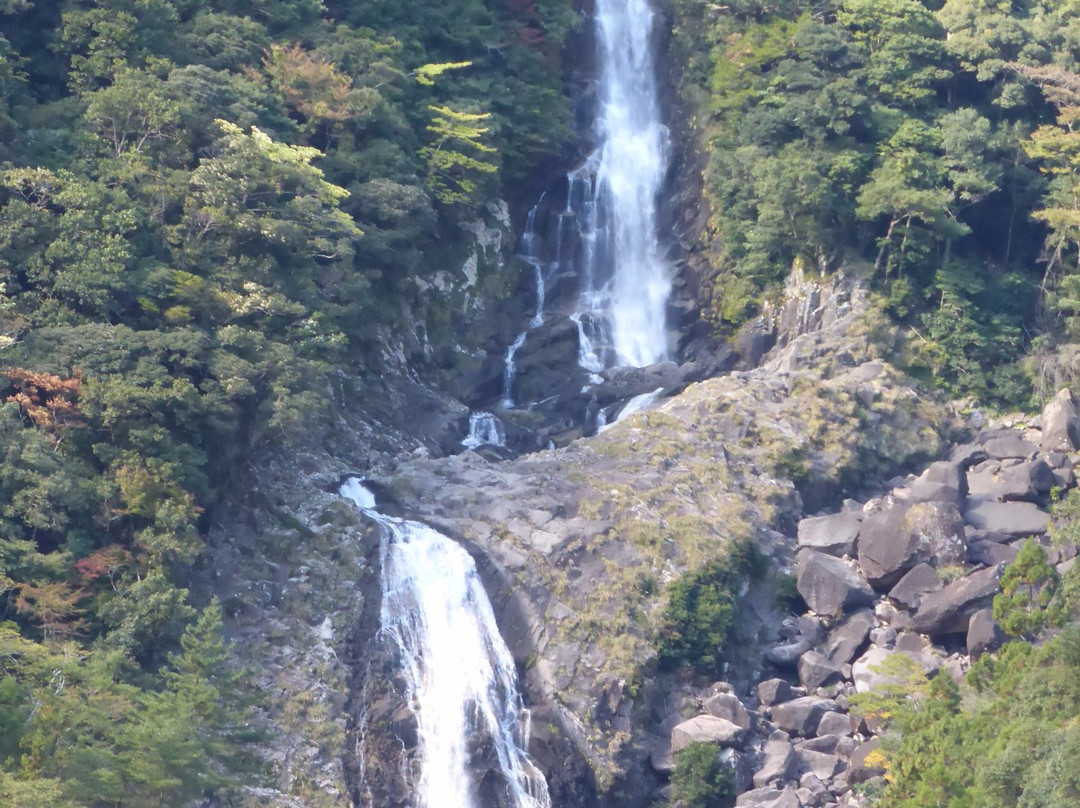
[
  {"left": 520, "top": 195, "right": 548, "bottom": 328},
  {"left": 342, "top": 479, "right": 551, "bottom": 808},
  {"left": 502, "top": 331, "right": 528, "bottom": 409},
  {"left": 462, "top": 412, "right": 506, "bottom": 450},
  {"left": 597, "top": 387, "right": 665, "bottom": 433},
  {"left": 570, "top": 313, "right": 607, "bottom": 384}
]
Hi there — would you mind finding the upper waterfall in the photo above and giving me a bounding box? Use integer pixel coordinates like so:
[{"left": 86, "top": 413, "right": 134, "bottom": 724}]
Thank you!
[{"left": 585, "top": 0, "right": 671, "bottom": 368}]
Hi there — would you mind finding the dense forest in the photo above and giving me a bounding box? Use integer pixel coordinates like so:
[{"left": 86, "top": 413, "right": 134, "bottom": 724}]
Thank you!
[
  {"left": 0, "top": 0, "right": 575, "bottom": 804},
  {"left": 6, "top": 0, "right": 1080, "bottom": 806},
  {"left": 672, "top": 0, "right": 1080, "bottom": 407}
]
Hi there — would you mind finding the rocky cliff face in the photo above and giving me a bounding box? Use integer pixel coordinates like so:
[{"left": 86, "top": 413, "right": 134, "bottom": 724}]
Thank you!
[{"left": 364, "top": 267, "right": 953, "bottom": 805}]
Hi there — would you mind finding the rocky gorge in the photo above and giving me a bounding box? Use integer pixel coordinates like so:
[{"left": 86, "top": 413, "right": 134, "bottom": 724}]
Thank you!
[{"left": 206, "top": 259, "right": 1080, "bottom": 808}]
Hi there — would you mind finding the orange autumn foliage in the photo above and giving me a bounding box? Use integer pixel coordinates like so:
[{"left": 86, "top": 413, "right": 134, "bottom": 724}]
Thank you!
[{"left": 4, "top": 366, "right": 86, "bottom": 436}]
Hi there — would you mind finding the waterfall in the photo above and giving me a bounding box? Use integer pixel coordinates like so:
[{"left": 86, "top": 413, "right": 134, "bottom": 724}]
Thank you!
[
  {"left": 502, "top": 332, "right": 528, "bottom": 409},
  {"left": 462, "top": 412, "right": 506, "bottom": 449},
  {"left": 341, "top": 479, "right": 551, "bottom": 808},
  {"left": 575, "top": 0, "right": 671, "bottom": 368}
]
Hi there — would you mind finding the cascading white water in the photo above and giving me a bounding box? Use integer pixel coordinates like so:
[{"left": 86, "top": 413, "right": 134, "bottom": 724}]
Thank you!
[
  {"left": 577, "top": 0, "right": 671, "bottom": 368},
  {"left": 462, "top": 411, "right": 507, "bottom": 449},
  {"left": 502, "top": 331, "right": 528, "bottom": 409},
  {"left": 341, "top": 479, "right": 551, "bottom": 808},
  {"left": 598, "top": 386, "right": 664, "bottom": 432}
]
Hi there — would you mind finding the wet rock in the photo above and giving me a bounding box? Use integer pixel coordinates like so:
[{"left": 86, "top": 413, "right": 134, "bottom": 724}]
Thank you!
[
  {"left": 858, "top": 502, "right": 966, "bottom": 589},
  {"left": 967, "top": 607, "right": 1006, "bottom": 658},
  {"left": 798, "top": 651, "right": 845, "bottom": 690},
  {"left": 704, "top": 692, "right": 752, "bottom": 730},
  {"left": 758, "top": 678, "right": 795, "bottom": 707},
  {"left": 797, "top": 512, "right": 862, "bottom": 557},
  {"left": 671, "top": 715, "right": 747, "bottom": 752},
  {"left": 815, "top": 711, "right": 854, "bottom": 737},
  {"left": 752, "top": 739, "right": 797, "bottom": 788},
  {"left": 963, "top": 499, "right": 1049, "bottom": 537},
  {"left": 913, "top": 564, "right": 1004, "bottom": 636},
  {"left": 1041, "top": 389, "right": 1080, "bottom": 452},
  {"left": 796, "top": 551, "right": 875, "bottom": 617},
  {"left": 852, "top": 646, "right": 940, "bottom": 693},
  {"left": 822, "top": 609, "right": 874, "bottom": 665},
  {"left": 770, "top": 697, "right": 842, "bottom": 737}
]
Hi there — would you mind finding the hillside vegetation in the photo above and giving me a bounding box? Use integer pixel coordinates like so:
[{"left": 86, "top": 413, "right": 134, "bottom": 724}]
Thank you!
[
  {"left": 0, "top": 0, "right": 572, "bottom": 804},
  {"left": 672, "top": 0, "right": 1080, "bottom": 407}
]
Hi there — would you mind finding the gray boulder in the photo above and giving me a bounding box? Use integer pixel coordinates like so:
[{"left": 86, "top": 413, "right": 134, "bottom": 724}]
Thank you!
[
  {"left": 815, "top": 711, "right": 854, "bottom": 737},
  {"left": 913, "top": 565, "right": 1004, "bottom": 636},
  {"left": 887, "top": 562, "right": 942, "bottom": 610},
  {"left": 767, "top": 639, "right": 813, "bottom": 670},
  {"left": 822, "top": 609, "right": 875, "bottom": 665},
  {"left": 770, "top": 697, "right": 842, "bottom": 736},
  {"left": 1041, "top": 388, "right": 1080, "bottom": 452},
  {"left": 963, "top": 499, "right": 1049, "bottom": 537},
  {"left": 704, "top": 692, "right": 751, "bottom": 730},
  {"left": 968, "top": 459, "right": 1055, "bottom": 503},
  {"left": 796, "top": 748, "right": 842, "bottom": 780},
  {"left": 796, "top": 550, "right": 875, "bottom": 617},
  {"left": 798, "top": 650, "right": 845, "bottom": 690},
  {"left": 671, "top": 715, "right": 746, "bottom": 752},
  {"left": 758, "top": 678, "right": 795, "bottom": 707},
  {"left": 980, "top": 429, "right": 1038, "bottom": 460},
  {"left": 967, "top": 607, "right": 1006, "bottom": 658},
  {"left": 752, "top": 739, "right": 797, "bottom": 789},
  {"left": 849, "top": 739, "right": 885, "bottom": 784},
  {"left": 967, "top": 539, "right": 1019, "bottom": 567},
  {"left": 797, "top": 512, "right": 861, "bottom": 557},
  {"left": 852, "top": 646, "right": 940, "bottom": 693},
  {"left": 909, "top": 460, "right": 967, "bottom": 505},
  {"left": 859, "top": 502, "right": 966, "bottom": 589}
]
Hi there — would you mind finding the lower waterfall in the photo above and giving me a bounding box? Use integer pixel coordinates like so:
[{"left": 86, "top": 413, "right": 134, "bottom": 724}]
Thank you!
[{"left": 341, "top": 478, "right": 551, "bottom": 808}]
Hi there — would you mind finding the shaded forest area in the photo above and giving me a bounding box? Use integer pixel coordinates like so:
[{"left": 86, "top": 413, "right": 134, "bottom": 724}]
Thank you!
[{"left": 0, "top": 0, "right": 574, "bottom": 804}]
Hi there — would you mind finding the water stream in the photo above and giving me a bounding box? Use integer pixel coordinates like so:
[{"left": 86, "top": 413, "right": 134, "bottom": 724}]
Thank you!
[{"left": 341, "top": 479, "right": 550, "bottom": 808}]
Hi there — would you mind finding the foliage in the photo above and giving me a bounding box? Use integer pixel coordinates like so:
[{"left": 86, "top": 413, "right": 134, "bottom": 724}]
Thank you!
[
  {"left": 657, "top": 540, "right": 765, "bottom": 674},
  {"left": 671, "top": 742, "right": 735, "bottom": 808},
  {"left": 0, "top": 0, "right": 576, "bottom": 800},
  {"left": 668, "top": 0, "right": 1080, "bottom": 408}
]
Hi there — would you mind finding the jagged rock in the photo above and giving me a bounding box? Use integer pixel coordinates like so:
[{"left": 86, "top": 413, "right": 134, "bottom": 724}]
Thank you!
[
  {"left": 963, "top": 499, "right": 1049, "bottom": 536},
  {"left": 913, "top": 564, "right": 1004, "bottom": 636},
  {"left": 1041, "top": 389, "right": 1080, "bottom": 452},
  {"left": 796, "top": 551, "right": 875, "bottom": 616},
  {"left": 909, "top": 461, "right": 967, "bottom": 505},
  {"left": 895, "top": 632, "right": 927, "bottom": 654},
  {"left": 967, "top": 607, "right": 1006, "bottom": 658},
  {"left": 967, "top": 539, "right": 1019, "bottom": 567},
  {"left": 770, "top": 697, "right": 842, "bottom": 736},
  {"left": 738, "top": 787, "right": 784, "bottom": 806},
  {"left": 704, "top": 692, "right": 751, "bottom": 730},
  {"left": 758, "top": 678, "right": 795, "bottom": 707},
  {"left": 795, "top": 735, "right": 840, "bottom": 755},
  {"left": 671, "top": 715, "right": 746, "bottom": 752},
  {"left": 797, "top": 749, "right": 842, "bottom": 780},
  {"left": 799, "top": 771, "right": 829, "bottom": 796},
  {"left": 815, "top": 711, "right": 854, "bottom": 737},
  {"left": 858, "top": 502, "right": 966, "bottom": 589},
  {"left": 822, "top": 609, "right": 874, "bottom": 665},
  {"left": 768, "top": 639, "right": 813, "bottom": 669},
  {"left": 852, "top": 647, "right": 940, "bottom": 693},
  {"left": 980, "top": 429, "right": 1038, "bottom": 460},
  {"left": 848, "top": 739, "right": 885, "bottom": 784},
  {"left": 798, "top": 651, "right": 844, "bottom": 690},
  {"left": 870, "top": 626, "right": 897, "bottom": 647},
  {"left": 649, "top": 714, "right": 681, "bottom": 774},
  {"left": 797, "top": 512, "right": 861, "bottom": 557},
  {"left": 752, "top": 739, "right": 797, "bottom": 788}
]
